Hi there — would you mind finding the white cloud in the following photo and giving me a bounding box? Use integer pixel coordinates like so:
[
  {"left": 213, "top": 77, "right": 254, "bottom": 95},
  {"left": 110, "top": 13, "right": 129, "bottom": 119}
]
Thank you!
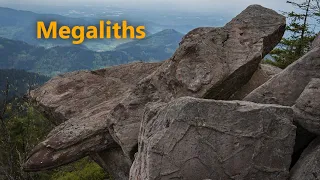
[{"left": 0, "top": 0, "right": 294, "bottom": 15}]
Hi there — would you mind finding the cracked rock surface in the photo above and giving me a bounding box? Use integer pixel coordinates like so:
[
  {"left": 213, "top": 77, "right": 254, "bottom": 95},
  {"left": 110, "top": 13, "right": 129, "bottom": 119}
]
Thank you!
[
  {"left": 130, "top": 97, "right": 296, "bottom": 180},
  {"left": 244, "top": 47, "right": 320, "bottom": 106},
  {"left": 293, "top": 78, "right": 320, "bottom": 135},
  {"left": 108, "top": 5, "right": 286, "bottom": 157},
  {"left": 24, "top": 4, "right": 286, "bottom": 178},
  {"left": 24, "top": 62, "right": 162, "bottom": 176}
]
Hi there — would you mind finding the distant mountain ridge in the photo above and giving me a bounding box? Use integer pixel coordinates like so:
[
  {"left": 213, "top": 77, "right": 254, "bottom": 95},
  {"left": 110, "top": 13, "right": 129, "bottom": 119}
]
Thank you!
[
  {"left": 0, "top": 37, "right": 131, "bottom": 76},
  {"left": 0, "top": 7, "right": 89, "bottom": 46},
  {"left": 0, "top": 7, "right": 142, "bottom": 51},
  {"left": 116, "top": 29, "right": 183, "bottom": 50},
  {"left": 0, "top": 28, "right": 183, "bottom": 76},
  {"left": 115, "top": 29, "right": 184, "bottom": 61}
]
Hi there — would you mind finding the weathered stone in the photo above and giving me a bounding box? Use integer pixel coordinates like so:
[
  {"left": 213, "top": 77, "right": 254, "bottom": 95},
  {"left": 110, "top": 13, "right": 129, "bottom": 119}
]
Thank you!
[
  {"left": 290, "top": 137, "right": 320, "bottom": 180},
  {"left": 244, "top": 43, "right": 320, "bottom": 172},
  {"left": 24, "top": 62, "right": 162, "bottom": 174},
  {"left": 130, "top": 97, "right": 296, "bottom": 180},
  {"left": 24, "top": 4, "right": 286, "bottom": 175},
  {"left": 230, "top": 64, "right": 282, "bottom": 100},
  {"left": 24, "top": 130, "right": 117, "bottom": 171},
  {"left": 312, "top": 33, "right": 320, "bottom": 49},
  {"left": 244, "top": 47, "right": 320, "bottom": 106},
  {"left": 109, "top": 5, "right": 286, "bottom": 157},
  {"left": 29, "top": 62, "right": 162, "bottom": 126},
  {"left": 293, "top": 78, "right": 320, "bottom": 135}
]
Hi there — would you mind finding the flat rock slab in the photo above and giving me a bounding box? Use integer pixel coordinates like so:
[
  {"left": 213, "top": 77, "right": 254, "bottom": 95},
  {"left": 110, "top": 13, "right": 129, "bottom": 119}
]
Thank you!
[
  {"left": 290, "top": 137, "right": 320, "bottom": 180},
  {"left": 24, "top": 62, "right": 162, "bottom": 172},
  {"left": 293, "top": 78, "right": 320, "bottom": 135},
  {"left": 30, "top": 62, "right": 162, "bottom": 125},
  {"left": 244, "top": 47, "right": 320, "bottom": 106},
  {"left": 130, "top": 97, "right": 296, "bottom": 180}
]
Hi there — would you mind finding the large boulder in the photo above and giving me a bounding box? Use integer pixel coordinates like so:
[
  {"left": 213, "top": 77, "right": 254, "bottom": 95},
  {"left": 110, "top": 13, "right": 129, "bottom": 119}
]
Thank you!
[
  {"left": 29, "top": 62, "right": 162, "bottom": 126},
  {"left": 293, "top": 78, "right": 320, "bottom": 135},
  {"left": 244, "top": 47, "right": 320, "bottom": 106},
  {"left": 24, "top": 4, "right": 286, "bottom": 176},
  {"left": 108, "top": 4, "right": 286, "bottom": 157},
  {"left": 130, "top": 97, "right": 296, "bottom": 180},
  {"left": 244, "top": 36, "right": 320, "bottom": 171},
  {"left": 230, "top": 64, "right": 282, "bottom": 100},
  {"left": 290, "top": 137, "right": 320, "bottom": 180},
  {"left": 23, "top": 62, "right": 162, "bottom": 179}
]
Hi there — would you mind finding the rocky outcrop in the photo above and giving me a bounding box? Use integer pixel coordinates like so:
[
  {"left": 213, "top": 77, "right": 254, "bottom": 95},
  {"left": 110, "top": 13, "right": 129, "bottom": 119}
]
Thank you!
[
  {"left": 291, "top": 77, "right": 319, "bottom": 169},
  {"left": 243, "top": 43, "right": 320, "bottom": 165},
  {"left": 24, "top": 62, "right": 162, "bottom": 176},
  {"left": 130, "top": 97, "right": 296, "bottom": 180},
  {"left": 108, "top": 4, "right": 286, "bottom": 157},
  {"left": 290, "top": 137, "right": 320, "bottom": 180},
  {"left": 244, "top": 47, "right": 320, "bottom": 106},
  {"left": 23, "top": 4, "right": 286, "bottom": 179},
  {"left": 29, "top": 62, "right": 162, "bottom": 125},
  {"left": 293, "top": 78, "right": 320, "bottom": 135},
  {"left": 230, "top": 64, "right": 282, "bottom": 100}
]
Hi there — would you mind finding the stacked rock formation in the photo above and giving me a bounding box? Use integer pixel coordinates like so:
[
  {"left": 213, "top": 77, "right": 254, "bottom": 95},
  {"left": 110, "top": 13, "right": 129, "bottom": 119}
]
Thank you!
[{"left": 22, "top": 4, "right": 320, "bottom": 180}]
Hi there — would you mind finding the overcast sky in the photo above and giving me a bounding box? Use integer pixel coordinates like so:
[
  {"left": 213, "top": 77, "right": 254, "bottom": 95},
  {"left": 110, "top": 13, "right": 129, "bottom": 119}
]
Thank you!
[{"left": 0, "top": 0, "right": 296, "bottom": 15}]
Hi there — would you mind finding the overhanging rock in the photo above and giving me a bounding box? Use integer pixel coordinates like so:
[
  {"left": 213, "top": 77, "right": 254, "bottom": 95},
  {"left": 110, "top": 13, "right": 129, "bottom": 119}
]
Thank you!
[{"left": 23, "top": 62, "right": 162, "bottom": 179}]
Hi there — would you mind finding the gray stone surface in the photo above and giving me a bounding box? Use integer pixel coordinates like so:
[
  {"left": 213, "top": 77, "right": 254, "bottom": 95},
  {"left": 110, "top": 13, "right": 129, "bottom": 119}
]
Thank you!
[
  {"left": 230, "top": 64, "right": 282, "bottom": 100},
  {"left": 244, "top": 47, "right": 320, "bottom": 106},
  {"left": 109, "top": 5, "right": 286, "bottom": 157},
  {"left": 24, "top": 62, "right": 161, "bottom": 175},
  {"left": 293, "top": 78, "right": 320, "bottom": 135},
  {"left": 290, "top": 137, "right": 320, "bottom": 180},
  {"left": 130, "top": 97, "right": 296, "bottom": 180},
  {"left": 24, "top": 4, "right": 286, "bottom": 176},
  {"left": 312, "top": 33, "right": 320, "bottom": 49},
  {"left": 29, "top": 62, "right": 162, "bottom": 126}
]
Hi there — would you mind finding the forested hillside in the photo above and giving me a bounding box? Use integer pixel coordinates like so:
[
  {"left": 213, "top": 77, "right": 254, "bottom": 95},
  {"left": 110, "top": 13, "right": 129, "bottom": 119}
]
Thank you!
[
  {"left": 0, "top": 69, "right": 110, "bottom": 180},
  {"left": 115, "top": 29, "right": 184, "bottom": 61},
  {"left": 0, "top": 7, "right": 88, "bottom": 47},
  {"left": 0, "top": 69, "right": 49, "bottom": 102},
  {"left": 0, "top": 7, "right": 130, "bottom": 51},
  {"left": 0, "top": 28, "right": 183, "bottom": 76}
]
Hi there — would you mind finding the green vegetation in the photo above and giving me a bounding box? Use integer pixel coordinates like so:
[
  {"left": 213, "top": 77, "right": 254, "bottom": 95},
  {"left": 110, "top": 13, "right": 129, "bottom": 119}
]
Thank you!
[
  {"left": 264, "top": 0, "right": 318, "bottom": 68},
  {"left": 50, "top": 158, "right": 108, "bottom": 180},
  {"left": 0, "top": 70, "right": 108, "bottom": 180},
  {"left": 0, "top": 69, "right": 49, "bottom": 101},
  {"left": 0, "top": 7, "right": 178, "bottom": 52}
]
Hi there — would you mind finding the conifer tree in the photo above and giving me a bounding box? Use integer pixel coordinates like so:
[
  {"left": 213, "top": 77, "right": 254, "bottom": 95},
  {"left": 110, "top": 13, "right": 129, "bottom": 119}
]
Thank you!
[{"left": 265, "top": 0, "right": 317, "bottom": 69}]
